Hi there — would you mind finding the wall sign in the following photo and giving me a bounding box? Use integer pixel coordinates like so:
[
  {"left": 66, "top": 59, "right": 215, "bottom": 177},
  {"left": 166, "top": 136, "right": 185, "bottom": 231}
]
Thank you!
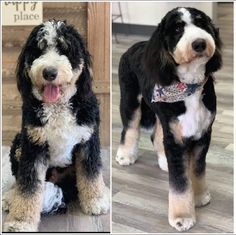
[{"left": 2, "top": 2, "right": 43, "bottom": 26}]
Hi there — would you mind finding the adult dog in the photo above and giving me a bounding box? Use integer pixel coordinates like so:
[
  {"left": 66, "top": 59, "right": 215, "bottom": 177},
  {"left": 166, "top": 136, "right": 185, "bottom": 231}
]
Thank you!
[
  {"left": 3, "top": 20, "right": 109, "bottom": 232},
  {"left": 116, "top": 7, "right": 222, "bottom": 231}
]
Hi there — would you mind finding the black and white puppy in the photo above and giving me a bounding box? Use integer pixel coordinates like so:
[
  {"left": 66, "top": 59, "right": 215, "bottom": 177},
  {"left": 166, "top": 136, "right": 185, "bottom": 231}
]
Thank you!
[
  {"left": 116, "top": 7, "right": 222, "bottom": 231},
  {"left": 3, "top": 20, "right": 109, "bottom": 232}
]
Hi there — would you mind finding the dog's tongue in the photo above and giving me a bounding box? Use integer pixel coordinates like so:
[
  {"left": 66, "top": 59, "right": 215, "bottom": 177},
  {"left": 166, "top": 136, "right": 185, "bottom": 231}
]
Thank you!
[{"left": 43, "top": 84, "right": 60, "bottom": 103}]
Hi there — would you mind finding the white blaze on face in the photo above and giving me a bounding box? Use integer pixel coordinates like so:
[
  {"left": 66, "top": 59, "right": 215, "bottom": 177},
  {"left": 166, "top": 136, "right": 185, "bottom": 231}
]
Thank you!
[{"left": 173, "top": 8, "right": 215, "bottom": 65}]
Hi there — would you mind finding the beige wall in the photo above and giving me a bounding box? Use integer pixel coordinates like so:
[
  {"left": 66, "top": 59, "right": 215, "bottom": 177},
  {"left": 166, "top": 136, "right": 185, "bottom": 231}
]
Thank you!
[{"left": 112, "top": 2, "right": 215, "bottom": 26}]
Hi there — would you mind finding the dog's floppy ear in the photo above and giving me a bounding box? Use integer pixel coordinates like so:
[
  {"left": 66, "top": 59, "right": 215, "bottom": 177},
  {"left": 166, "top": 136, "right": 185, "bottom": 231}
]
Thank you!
[
  {"left": 75, "top": 36, "right": 94, "bottom": 97},
  {"left": 16, "top": 44, "right": 32, "bottom": 96},
  {"left": 205, "top": 22, "right": 222, "bottom": 75},
  {"left": 16, "top": 25, "right": 42, "bottom": 98},
  {"left": 143, "top": 21, "right": 177, "bottom": 86}
]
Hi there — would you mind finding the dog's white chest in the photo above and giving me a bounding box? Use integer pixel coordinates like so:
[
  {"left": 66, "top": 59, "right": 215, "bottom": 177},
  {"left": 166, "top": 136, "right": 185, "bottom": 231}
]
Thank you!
[
  {"left": 42, "top": 104, "right": 93, "bottom": 167},
  {"left": 178, "top": 90, "right": 212, "bottom": 140}
]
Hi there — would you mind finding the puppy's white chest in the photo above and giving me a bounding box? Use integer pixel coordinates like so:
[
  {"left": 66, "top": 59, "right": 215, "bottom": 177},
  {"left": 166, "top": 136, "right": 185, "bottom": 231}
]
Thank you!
[
  {"left": 42, "top": 104, "right": 93, "bottom": 167},
  {"left": 178, "top": 91, "right": 212, "bottom": 140}
]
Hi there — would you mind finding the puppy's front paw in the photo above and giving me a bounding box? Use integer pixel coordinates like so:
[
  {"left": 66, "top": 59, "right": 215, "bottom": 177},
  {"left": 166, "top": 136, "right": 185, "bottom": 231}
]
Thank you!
[
  {"left": 2, "top": 187, "right": 17, "bottom": 212},
  {"left": 169, "top": 216, "right": 196, "bottom": 232},
  {"left": 195, "top": 190, "right": 211, "bottom": 207},
  {"left": 2, "top": 190, "right": 13, "bottom": 212},
  {"left": 116, "top": 146, "right": 137, "bottom": 166},
  {"left": 3, "top": 221, "right": 38, "bottom": 232},
  {"left": 80, "top": 186, "right": 110, "bottom": 215}
]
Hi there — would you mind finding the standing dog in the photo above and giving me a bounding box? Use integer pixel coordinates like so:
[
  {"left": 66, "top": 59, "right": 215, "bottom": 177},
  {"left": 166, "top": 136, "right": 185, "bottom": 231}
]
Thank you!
[
  {"left": 116, "top": 7, "right": 222, "bottom": 231},
  {"left": 3, "top": 20, "right": 109, "bottom": 232}
]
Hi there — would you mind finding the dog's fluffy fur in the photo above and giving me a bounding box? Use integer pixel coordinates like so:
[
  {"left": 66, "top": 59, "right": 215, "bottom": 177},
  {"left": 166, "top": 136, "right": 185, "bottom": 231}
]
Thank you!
[
  {"left": 3, "top": 20, "right": 109, "bottom": 232},
  {"left": 116, "top": 7, "right": 222, "bottom": 231}
]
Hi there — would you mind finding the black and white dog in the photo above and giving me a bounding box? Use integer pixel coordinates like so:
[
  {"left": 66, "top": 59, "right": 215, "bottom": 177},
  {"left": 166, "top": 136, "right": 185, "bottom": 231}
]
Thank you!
[
  {"left": 3, "top": 20, "right": 109, "bottom": 232},
  {"left": 116, "top": 7, "right": 222, "bottom": 231}
]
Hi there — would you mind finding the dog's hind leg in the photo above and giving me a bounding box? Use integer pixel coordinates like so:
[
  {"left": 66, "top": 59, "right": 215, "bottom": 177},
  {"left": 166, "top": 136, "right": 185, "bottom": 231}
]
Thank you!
[
  {"left": 152, "top": 116, "right": 168, "bottom": 172},
  {"left": 3, "top": 130, "right": 48, "bottom": 232},
  {"left": 116, "top": 103, "right": 141, "bottom": 166},
  {"left": 75, "top": 130, "right": 110, "bottom": 215},
  {"left": 116, "top": 56, "right": 142, "bottom": 165},
  {"left": 190, "top": 130, "right": 212, "bottom": 208}
]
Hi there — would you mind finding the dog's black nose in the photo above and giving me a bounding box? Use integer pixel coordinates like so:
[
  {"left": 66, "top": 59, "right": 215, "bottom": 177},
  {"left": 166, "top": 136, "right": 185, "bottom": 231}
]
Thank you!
[
  {"left": 192, "top": 39, "right": 206, "bottom": 53},
  {"left": 42, "top": 67, "right": 58, "bottom": 81}
]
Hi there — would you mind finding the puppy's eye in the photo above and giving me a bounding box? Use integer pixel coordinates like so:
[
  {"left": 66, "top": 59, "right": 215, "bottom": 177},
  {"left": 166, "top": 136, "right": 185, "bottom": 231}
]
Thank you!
[
  {"left": 175, "top": 22, "right": 184, "bottom": 33},
  {"left": 58, "top": 37, "right": 68, "bottom": 50},
  {"left": 38, "top": 39, "right": 47, "bottom": 50}
]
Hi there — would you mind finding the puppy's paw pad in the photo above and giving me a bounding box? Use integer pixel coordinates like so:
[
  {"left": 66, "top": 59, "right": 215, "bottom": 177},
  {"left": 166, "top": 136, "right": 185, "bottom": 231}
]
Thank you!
[
  {"left": 3, "top": 221, "right": 37, "bottom": 232},
  {"left": 80, "top": 187, "right": 110, "bottom": 215},
  {"left": 169, "top": 217, "right": 196, "bottom": 232},
  {"left": 195, "top": 190, "right": 211, "bottom": 207}
]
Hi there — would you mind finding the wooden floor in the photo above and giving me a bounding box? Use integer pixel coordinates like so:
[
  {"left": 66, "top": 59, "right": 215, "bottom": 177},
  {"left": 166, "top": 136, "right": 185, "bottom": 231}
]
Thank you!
[
  {"left": 112, "top": 3, "right": 233, "bottom": 233},
  {"left": 2, "top": 146, "right": 110, "bottom": 232}
]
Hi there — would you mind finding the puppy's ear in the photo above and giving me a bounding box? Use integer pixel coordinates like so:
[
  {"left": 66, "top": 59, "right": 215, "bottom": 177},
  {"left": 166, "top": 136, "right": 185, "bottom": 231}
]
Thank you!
[
  {"left": 143, "top": 22, "right": 177, "bottom": 86},
  {"left": 76, "top": 47, "right": 93, "bottom": 97},
  {"left": 205, "top": 22, "right": 222, "bottom": 75},
  {"left": 16, "top": 24, "right": 44, "bottom": 98},
  {"left": 16, "top": 51, "right": 33, "bottom": 101}
]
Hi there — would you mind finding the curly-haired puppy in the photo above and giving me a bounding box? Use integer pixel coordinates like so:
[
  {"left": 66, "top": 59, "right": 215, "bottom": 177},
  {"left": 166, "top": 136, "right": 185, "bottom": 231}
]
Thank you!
[
  {"left": 116, "top": 8, "right": 222, "bottom": 231},
  {"left": 3, "top": 20, "right": 110, "bottom": 232}
]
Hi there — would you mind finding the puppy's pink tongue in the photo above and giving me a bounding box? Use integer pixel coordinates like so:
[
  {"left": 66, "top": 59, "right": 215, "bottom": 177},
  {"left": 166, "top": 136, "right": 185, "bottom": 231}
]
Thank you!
[{"left": 43, "top": 84, "right": 60, "bottom": 103}]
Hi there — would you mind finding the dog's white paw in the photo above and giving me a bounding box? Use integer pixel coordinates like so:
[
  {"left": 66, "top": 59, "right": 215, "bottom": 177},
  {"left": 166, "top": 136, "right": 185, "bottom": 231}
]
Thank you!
[
  {"left": 116, "top": 154, "right": 137, "bottom": 166},
  {"left": 116, "top": 146, "right": 137, "bottom": 166},
  {"left": 80, "top": 187, "right": 110, "bottom": 215},
  {"left": 2, "top": 188, "right": 15, "bottom": 212},
  {"left": 2, "top": 195, "right": 11, "bottom": 212},
  {"left": 195, "top": 190, "right": 211, "bottom": 207},
  {"left": 158, "top": 154, "right": 168, "bottom": 172},
  {"left": 169, "top": 216, "right": 196, "bottom": 232},
  {"left": 3, "top": 221, "right": 38, "bottom": 232}
]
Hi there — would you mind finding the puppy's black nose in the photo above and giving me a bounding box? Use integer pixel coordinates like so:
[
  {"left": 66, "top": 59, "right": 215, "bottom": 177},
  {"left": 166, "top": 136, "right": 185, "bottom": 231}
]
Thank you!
[
  {"left": 192, "top": 39, "right": 206, "bottom": 53},
  {"left": 42, "top": 67, "right": 58, "bottom": 81}
]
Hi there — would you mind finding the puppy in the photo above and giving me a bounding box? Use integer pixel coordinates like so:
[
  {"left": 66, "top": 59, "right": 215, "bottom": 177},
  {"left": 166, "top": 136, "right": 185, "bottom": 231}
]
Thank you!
[
  {"left": 116, "top": 7, "right": 222, "bottom": 231},
  {"left": 3, "top": 20, "right": 109, "bottom": 232}
]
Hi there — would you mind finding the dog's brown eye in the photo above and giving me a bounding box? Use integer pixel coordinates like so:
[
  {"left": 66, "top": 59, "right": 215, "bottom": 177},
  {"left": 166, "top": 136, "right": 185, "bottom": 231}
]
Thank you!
[
  {"left": 38, "top": 39, "right": 47, "bottom": 50},
  {"left": 58, "top": 37, "right": 68, "bottom": 50},
  {"left": 175, "top": 25, "right": 181, "bottom": 33},
  {"left": 175, "top": 22, "right": 184, "bottom": 33},
  {"left": 175, "top": 26, "right": 181, "bottom": 32}
]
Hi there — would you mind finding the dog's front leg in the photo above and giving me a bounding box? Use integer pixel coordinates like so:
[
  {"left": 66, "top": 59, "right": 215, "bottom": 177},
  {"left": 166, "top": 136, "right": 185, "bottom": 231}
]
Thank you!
[
  {"left": 75, "top": 131, "right": 110, "bottom": 215},
  {"left": 4, "top": 136, "right": 48, "bottom": 232},
  {"left": 164, "top": 131, "right": 196, "bottom": 232},
  {"left": 190, "top": 130, "right": 212, "bottom": 207}
]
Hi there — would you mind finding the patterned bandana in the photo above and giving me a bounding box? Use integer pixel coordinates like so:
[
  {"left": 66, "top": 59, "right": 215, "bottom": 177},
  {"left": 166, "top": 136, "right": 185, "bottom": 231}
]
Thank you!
[{"left": 151, "top": 79, "right": 207, "bottom": 103}]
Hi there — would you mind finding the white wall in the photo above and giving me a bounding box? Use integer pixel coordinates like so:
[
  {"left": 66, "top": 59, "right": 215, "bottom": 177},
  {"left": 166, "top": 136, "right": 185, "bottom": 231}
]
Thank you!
[{"left": 112, "top": 2, "right": 215, "bottom": 26}]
